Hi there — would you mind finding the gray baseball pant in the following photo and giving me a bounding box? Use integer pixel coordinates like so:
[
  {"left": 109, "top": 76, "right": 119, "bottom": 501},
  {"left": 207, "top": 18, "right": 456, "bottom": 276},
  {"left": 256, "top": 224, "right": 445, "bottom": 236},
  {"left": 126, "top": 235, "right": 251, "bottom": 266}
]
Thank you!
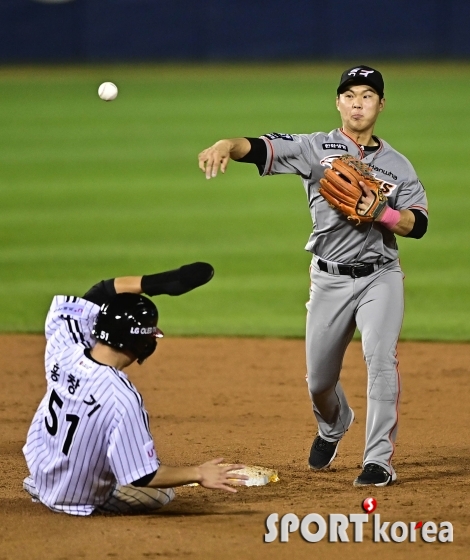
[{"left": 306, "top": 257, "right": 404, "bottom": 473}]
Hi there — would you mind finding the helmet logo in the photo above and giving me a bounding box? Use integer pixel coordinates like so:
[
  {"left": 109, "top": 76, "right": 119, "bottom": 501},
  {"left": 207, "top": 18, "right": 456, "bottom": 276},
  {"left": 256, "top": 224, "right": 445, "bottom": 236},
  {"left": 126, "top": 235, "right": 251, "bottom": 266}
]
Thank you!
[{"left": 130, "top": 326, "right": 156, "bottom": 335}]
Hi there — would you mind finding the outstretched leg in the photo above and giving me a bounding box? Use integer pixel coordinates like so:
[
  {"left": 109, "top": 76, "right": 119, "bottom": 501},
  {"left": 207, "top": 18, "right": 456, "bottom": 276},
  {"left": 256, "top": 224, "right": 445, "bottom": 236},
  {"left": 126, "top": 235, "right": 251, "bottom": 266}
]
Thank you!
[
  {"left": 99, "top": 484, "right": 175, "bottom": 514},
  {"left": 24, "top": 474, "right": 175, "bottom": 514},
  {"left": 306, "top": 262, "right": 357, "bottom": 470}
]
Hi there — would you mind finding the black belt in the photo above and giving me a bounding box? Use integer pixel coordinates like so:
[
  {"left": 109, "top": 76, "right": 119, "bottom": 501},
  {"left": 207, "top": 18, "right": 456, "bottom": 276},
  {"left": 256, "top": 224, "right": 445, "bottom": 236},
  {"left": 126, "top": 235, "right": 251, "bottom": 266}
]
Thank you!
[{"left": 318, "top": 259, "right": 376, "bottom": 278}]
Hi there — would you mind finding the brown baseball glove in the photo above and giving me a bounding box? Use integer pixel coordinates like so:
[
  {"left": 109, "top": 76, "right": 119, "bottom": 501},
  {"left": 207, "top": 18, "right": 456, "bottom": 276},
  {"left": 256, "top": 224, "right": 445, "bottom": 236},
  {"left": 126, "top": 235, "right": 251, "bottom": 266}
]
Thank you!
[{"left": 319, "top": 155, "right": 388, "bottom": 225}]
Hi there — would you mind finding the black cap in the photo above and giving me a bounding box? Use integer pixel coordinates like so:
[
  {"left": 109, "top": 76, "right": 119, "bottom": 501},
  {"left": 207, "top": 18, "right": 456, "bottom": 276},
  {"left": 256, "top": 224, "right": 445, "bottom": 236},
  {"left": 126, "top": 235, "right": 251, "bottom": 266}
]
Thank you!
[{"left": 337, "top": 65, "right": 384, "bottom": 98}]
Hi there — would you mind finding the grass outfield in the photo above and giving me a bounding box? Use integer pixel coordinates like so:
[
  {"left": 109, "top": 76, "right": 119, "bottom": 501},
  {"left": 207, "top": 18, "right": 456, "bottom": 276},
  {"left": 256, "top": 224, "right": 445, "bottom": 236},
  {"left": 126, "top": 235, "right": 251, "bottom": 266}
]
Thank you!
[{"left": 0, "top": 62, "right": 469, "bottom": 339}]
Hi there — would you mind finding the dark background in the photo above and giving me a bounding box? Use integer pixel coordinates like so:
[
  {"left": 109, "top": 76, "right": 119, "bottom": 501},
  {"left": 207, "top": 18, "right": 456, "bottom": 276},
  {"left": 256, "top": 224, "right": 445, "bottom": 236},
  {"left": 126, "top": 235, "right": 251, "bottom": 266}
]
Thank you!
[{"left": 1, "top": 0, "right": 469, "bottom": 63}]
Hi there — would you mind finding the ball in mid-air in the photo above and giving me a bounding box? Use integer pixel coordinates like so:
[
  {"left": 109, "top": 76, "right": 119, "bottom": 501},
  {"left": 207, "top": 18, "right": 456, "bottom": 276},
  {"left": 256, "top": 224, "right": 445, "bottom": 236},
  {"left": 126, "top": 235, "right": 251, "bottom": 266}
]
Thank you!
[{"left": 98, "top": 82, "right": 118, "bottom": 101}]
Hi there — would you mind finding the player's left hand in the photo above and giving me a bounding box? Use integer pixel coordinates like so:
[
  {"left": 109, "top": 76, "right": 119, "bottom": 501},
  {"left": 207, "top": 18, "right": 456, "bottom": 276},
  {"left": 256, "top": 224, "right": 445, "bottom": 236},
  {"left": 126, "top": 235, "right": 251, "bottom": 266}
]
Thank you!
[{"left": 197, "top": 458, "right": 249, "bottom": 493}]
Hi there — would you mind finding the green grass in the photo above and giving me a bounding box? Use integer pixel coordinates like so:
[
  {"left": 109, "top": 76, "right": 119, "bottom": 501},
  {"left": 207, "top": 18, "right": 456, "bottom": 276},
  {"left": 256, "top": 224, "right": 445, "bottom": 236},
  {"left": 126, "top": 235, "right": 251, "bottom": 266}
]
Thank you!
[{"left": 0, "top": 62, "right": 469, "bottom": 339}]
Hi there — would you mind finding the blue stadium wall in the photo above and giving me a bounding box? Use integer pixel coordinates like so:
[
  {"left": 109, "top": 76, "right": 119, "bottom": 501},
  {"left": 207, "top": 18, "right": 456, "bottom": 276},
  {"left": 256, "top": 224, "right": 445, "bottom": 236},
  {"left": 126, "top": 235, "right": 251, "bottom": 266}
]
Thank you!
[{"left": 0, "top": 0, "right": 469, "bottom": 62}]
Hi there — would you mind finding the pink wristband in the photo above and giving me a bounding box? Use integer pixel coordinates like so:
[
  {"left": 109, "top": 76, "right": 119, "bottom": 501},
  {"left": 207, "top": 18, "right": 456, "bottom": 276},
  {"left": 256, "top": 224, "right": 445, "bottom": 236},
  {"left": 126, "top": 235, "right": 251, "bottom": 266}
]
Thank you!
[{"left": 378, "top": 206, "right": 401, "bottom": 230}]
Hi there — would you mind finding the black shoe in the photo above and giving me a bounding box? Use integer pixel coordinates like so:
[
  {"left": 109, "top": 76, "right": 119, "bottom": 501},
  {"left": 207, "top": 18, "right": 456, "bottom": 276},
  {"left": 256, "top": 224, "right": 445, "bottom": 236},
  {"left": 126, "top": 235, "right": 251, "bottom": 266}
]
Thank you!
[
  {"left": 308, "top": 408, "right": 355, "bottom": 470},
  {"left": 308, "top": 436, "right": 339, "bottom": 470},
  {"left": 353, "top": 463, "right": 397, "bottom": 487}
]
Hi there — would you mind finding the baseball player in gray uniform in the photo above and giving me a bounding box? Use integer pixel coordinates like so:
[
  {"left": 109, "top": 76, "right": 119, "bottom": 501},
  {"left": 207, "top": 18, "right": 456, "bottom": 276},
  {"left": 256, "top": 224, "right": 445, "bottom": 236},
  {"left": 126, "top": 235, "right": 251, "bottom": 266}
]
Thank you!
[
  {"left": 198, "top": 65, "right": 428, "bottom": 486},
  {"left": 23, "top": 263, "right": 247, "bottom": 515}
]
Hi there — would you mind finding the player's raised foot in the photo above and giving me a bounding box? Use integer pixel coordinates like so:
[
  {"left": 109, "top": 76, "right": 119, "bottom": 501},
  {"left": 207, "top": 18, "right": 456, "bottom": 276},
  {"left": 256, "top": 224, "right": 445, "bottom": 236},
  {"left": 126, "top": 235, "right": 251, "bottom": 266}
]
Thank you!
[
  {"left": 308, "top": 436, "right": 339, "bottom": 470},
  {"left": 353, "top": 463, "right": 397, "bottom": 487},
  {"left": 308, "top": 408, "right": 355, "bottom": 470}
]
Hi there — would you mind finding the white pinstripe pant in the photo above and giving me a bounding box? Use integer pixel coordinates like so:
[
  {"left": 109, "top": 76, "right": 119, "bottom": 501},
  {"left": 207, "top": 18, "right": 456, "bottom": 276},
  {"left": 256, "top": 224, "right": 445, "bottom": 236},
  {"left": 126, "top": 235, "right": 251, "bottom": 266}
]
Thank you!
[
  {"left": 23, "top": 476, "right": 175, "bottom": 515},
  {"left": 99, "top": 483, "right": 175, "bottom": 514}
]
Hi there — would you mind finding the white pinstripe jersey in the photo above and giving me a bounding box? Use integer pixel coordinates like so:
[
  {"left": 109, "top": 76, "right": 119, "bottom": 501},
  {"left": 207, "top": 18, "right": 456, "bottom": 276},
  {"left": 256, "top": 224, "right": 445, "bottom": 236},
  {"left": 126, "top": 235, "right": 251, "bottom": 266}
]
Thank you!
[{"left": 23, "top": 295, "right": 159, "bottom": 516}]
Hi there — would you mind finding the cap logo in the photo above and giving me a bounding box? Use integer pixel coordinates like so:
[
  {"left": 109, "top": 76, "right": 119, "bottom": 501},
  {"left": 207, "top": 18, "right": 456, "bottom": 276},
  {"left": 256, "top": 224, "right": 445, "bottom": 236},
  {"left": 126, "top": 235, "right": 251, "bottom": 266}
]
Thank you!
[{"left": 348, "top": 68, "right": 374, "bottom": 77}]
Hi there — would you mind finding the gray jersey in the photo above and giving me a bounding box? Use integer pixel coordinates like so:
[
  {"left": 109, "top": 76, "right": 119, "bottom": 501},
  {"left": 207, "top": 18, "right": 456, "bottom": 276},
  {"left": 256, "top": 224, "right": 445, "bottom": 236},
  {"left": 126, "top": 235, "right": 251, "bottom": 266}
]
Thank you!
[
  {"left": 259, "top": 129, "right": 428, "bottom": 263},
  {"left": 23, "top": 296, "right": 159, "bottom": 516}
]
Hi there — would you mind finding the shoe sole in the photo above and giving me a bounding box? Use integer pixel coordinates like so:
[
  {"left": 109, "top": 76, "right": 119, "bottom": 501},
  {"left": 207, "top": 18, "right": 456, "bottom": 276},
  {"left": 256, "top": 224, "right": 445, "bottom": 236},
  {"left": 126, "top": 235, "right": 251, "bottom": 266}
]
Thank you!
[
  {"left": 353, "top": 472, "right": 397, "bottom": 487},
  {"left": 308, "top": 408, "right": 355, "bottom": 471}
]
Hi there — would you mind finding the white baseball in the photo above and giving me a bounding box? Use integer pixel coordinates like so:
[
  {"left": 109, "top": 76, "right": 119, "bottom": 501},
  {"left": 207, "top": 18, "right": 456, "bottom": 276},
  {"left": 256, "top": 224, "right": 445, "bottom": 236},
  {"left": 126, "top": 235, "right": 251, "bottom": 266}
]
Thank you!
[{"left": 98, "top": 82, "right": 118, "bottom": 101}]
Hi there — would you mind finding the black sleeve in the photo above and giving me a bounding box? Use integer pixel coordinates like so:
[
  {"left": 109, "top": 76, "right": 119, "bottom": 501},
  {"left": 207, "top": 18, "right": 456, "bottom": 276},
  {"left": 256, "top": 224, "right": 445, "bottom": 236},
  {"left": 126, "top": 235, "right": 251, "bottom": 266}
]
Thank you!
[
  {"left": 82, "top": 279, "right": 116, "bottom": 306},
  {"left": 141, "top": 262, "right": 214, "bottom": 296},
  {"left": 131, "top": 470, "right": 157, "bottom": 487},
  {"left": 236, "top": 137, "right": 267, "bottom": 165},
  {"left": 405, "top": 209, "right": 428, "bottom": 239}
]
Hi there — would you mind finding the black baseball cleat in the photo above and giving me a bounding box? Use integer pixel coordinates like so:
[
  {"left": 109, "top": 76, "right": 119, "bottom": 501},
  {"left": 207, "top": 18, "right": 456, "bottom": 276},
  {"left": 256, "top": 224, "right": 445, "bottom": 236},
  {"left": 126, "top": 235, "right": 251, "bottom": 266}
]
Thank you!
[
  {"left": 308, "top": 436, "right": 339, "bottom": 470},
  {"left": 308, "top": 408, "right": 355, "bottom": 470},
  {"left": 353, "top": 463, "right": 397, "bottom": 487}
]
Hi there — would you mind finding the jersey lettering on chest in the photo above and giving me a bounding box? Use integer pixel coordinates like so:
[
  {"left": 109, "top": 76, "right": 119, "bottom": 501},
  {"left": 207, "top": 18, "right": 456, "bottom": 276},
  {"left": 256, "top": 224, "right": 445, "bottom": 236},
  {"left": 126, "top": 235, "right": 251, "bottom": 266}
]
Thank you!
[
  {"left": 369, "top": 163, "right": 398, "bottom": 181},
  {"left": 322, "top": 142, "right": 348, "bottom": 152}
]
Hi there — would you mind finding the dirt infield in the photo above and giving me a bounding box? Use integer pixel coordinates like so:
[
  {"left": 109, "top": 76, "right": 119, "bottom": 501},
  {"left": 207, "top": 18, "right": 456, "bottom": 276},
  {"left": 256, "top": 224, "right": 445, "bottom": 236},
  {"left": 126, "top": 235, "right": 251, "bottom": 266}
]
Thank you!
[{"left": 0, "top": 335, "right": 469, "bottom": 560}]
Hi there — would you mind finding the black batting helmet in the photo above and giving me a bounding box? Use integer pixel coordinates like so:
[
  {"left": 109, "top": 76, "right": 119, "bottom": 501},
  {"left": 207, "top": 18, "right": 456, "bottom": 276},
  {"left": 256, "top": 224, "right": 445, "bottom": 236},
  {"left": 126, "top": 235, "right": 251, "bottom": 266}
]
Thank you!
[{"left": 92, "top": 293, "right": 163, "bottom": 364}]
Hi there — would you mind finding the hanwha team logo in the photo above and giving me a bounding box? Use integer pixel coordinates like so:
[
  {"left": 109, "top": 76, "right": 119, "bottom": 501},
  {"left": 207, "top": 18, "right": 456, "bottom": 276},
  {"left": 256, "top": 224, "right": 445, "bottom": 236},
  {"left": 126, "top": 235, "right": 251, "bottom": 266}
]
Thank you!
[
  {"left": 319, "top": 155, "right": 397, "bottom": 196},
  {"left": 348, "top": 68, "right": 375, "bottom": 77},
  {"left": 320, "top": 154, "right": 345, "bottom": 169}
]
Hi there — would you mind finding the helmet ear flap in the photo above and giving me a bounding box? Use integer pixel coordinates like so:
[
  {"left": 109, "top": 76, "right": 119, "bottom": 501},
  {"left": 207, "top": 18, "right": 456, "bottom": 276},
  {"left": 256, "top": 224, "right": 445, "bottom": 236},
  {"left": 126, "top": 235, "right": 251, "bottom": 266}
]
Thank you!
[
  {"left": 136, "top": 337, "right": 157, "bottom": 365},
  {"left": 92, "top": 293, "right": 161, "bottom": 363}
]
